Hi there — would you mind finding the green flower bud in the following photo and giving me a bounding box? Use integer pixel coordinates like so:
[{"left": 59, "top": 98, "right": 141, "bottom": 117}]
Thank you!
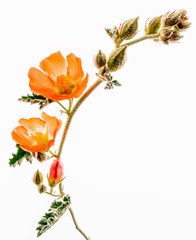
[
  {"left": 175, "top": 20, "right": 191, "bottom": 31},
  {"left": 33, "top": 170, "right": 43, "bottom": 186},
  {"left": 38, "top": 184, "right": 47, "bottom": 194},
  {"left": 169, "top": 30, "right": 183, "bottom": 42},
  {"left": 159, "top": 28, "right": 174, "bottom": 44},
  {"left": 145, "top": 15, "right": 162, "bottom": 35},
  {"left": 94, "top": 50, "right": 107, "bottom": 69},
  {"left": 175, "top": 10, "right": 191, "bottom": 31},
  {"left": 163, "top": 11, "right": 182, "bottom": 27},
  {"left": 107, "top": 46, "right": 127, "bottom": 72},
  {"left": 159, "top": 28, "right": 183, "bottom": 44},
  {"left": 119, "top": 17, "right": 139, "bottom": 41}
]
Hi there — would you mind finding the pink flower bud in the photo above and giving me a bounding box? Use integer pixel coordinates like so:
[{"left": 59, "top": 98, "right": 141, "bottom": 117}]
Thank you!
[{"left": 48, "top": 158, "right": 64, "bottom": 187}]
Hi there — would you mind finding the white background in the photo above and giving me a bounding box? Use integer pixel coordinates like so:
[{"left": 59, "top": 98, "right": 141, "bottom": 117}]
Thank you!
[{"left": 0, "top": 0, "right": 196, "bottom": 239}]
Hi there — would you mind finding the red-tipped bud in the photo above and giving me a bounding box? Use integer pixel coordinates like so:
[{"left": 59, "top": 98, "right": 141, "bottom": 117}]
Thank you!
[{"left": 48, "top": 158, "right": 64, "bottom": 187}]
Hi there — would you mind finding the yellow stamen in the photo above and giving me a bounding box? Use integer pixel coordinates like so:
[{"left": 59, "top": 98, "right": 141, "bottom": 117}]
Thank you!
[{"left": 56, "top": 75, "right": 76, "bottom": 95}]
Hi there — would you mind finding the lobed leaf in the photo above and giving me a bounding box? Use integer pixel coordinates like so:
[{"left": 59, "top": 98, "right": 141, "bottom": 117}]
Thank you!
[
  {"left": 18, "top": 93, "right": 53, "bottom": 109},
  {"left": 36, "top": 195, "right": 71, "bottom": 237},
  {"left": 9, "top": 144, "right": 32, "bottom": 167},
  {"left": 105, "top": 79, "right": 122, "bottom": 90}
]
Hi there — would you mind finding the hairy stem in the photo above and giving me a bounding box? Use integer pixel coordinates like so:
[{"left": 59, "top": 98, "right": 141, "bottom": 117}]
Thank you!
[
  {"left": 120, "top": 33, "right": 160, "bottom": 47},
  {"left": 69, "top": 207, "right": 90, "bottom": 240},
  {"left": 57, "top": 78, "right": 102, "bottom": 158}
]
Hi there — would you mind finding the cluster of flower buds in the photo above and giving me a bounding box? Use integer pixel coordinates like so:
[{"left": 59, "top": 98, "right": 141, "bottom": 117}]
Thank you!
[
  {"left": 93, "top": 47, "right": 126, "bottom": 90},
  {"left": 94, "top": 47, "right": 127, "bottom": 75},
  {"left": 33, "top": 169, "right": 47, "bottom": 194},
  {"left": 145, "top": 10, "right": 191, "bottom": 44},
  {"left": 105, "top": 17, "right": 139, "bottom": 47},
  {"left": 33, "top": 158, "right": 64, "bottom": 193}
]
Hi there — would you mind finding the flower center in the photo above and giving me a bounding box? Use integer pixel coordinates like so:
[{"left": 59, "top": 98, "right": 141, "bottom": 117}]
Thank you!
[
  {"left": 32, "top": 131, "right": 49, "bottom": 146},
  {"left": 56, "top": 75, "right": 76, "bottom": 95}
]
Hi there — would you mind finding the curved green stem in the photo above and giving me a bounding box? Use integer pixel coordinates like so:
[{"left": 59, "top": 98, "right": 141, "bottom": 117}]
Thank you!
[
  {"left": 48, "top": 150, "right": 58, "bottom": 158},
  {"left": 45, "top": 191, "right": 62, "bottom": 198},
  {"left": 57, "top": 78, "right": 102, "bottom": 158},
  {"left": 56, "top": 101, "right": 69, "bottom": 112},
  {"left": 69, "top": 207, "right": 89, "bottom": 240},
  {"left": 120, "top": 33, "right": 160, "bottom": 47}
]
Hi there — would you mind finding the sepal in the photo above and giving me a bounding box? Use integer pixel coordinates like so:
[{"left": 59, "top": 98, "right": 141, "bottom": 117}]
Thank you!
[{"left": 105, "top": 27, "right": 119, "bottom": 41}]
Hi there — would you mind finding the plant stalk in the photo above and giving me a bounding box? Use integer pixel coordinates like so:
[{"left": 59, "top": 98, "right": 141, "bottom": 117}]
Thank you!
[
  {"left": 121, "top": 33, "right": 160, "bottom": 47},
  {"left": 69, "top": 207, "right": 90, "bottom": 240},
  {"left": 57, "top": 78, "right": 102, "bottom": 158}
]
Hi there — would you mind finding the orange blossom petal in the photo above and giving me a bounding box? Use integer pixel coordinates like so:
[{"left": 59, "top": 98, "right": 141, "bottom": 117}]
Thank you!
[
  {"left": 66, "top": 53, "right": 84, "bottom": 83},
  {"left": 41, "top": 112, "right": 62, "bottom": 140},
  {"left": 39, "top": 51, "right": 67, "bottom": 79},
  {"left": 28, "top": 67, "right": 58, "bottom": 99}
]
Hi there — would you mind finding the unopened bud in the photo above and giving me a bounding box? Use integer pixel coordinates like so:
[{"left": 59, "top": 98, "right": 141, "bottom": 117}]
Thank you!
[
  {"left": 163, "top": 11, "right": 182, "bottom": 27},
  {"left": 145, "top": 15, "right": 162, "bottom": 35},
  {"left": 169, "top": 30, "right": 183, "bottom": 42},
  {"left": 38, "top": 184, "right": 47, "bottom": 194},
  {"left": 175, "top": 10, "right": 191, "bottom": 31},
  {"left": 94, "top": 50, "right": 107, "bottom": 69},
  {"left": 107, "top": 46, "right": 127, "bottom": 72},
  {"left": 119, "top": 17, "right": 139, "bottom": 41},
  {"left": 48, "top": 158, "right": 64, "bottom": 187},
  {"left": 159, "top": 28, "right": 183, "bottom": 44},
  {"left": 33, "top": 170, "right": 43, "bottom": 186}
]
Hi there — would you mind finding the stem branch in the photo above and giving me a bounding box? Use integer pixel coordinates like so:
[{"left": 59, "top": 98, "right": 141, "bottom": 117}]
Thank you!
[{"left": 121, "top": 33, "right": 160, "bottom": 47}]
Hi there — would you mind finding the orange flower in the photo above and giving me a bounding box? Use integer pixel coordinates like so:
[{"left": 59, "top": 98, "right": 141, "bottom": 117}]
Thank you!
[
  {"left": 11, "top": 112, "right": 62, "bottom": 152},
  {"left": 48, "top": 158, "right": 64, "bottom": 187},
  {"left": 28, "top": 51, "right": 89, "bottom": 101}
]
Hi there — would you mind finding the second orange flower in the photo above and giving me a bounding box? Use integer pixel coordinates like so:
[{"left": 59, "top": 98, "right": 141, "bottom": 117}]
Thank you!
[{"left": 28, "top": 51, "right": 89, "bottom": 101}]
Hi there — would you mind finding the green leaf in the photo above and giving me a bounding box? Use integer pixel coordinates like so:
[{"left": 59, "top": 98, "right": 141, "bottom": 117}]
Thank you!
[
  {"left": 9, "top": 144, "right": 32, "bottom": 167},
  {"left": 112, "top": 80, "right": 121, "bottom": 86},
  {"left": 18, "top": 93, "right": 53, "bottom": 109},
  {"left": 104, "top": 80, "right": 122, "bottom": 90},
  {"left": 37, "top": 195, "right": 71, "bottom": 237}
]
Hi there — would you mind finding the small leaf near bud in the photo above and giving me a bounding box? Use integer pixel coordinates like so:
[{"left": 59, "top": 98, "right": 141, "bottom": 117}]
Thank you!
[
  {"left": 119, "top": 17, "right": 139, "bottom": 41},
  {"left": 94, "top": 50, "right": 107, "bottom": 69},
  {"left": 38, "top": 184, "right": 47, "bottom": 194},
  {"left": 33, "top": 170, "right": 43, "bottom": 186},
  {"left": 107, "top": 46, "right": 127, "bottom": 72},
  {"left": 145, "top": 15, "right": 162, "bottom": 35}
]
